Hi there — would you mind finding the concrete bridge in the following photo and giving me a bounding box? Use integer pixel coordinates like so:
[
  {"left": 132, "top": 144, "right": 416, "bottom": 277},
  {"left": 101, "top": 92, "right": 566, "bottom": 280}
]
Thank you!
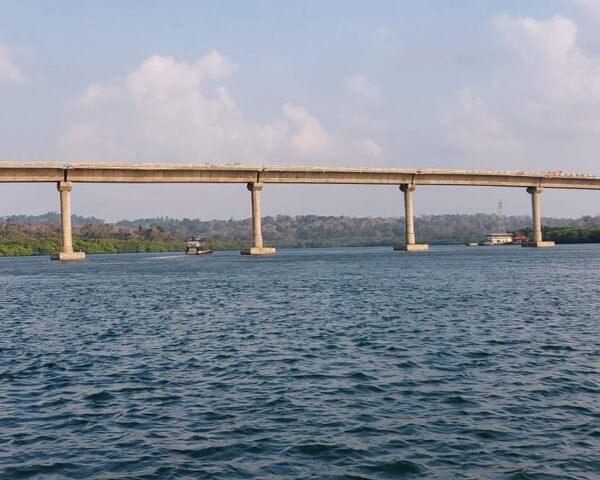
[{"left": 2, "top": 162, "right": 600, "bottom": 260}]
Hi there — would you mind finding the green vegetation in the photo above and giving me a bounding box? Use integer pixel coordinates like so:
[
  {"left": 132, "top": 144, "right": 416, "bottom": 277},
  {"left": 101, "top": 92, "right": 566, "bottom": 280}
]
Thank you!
[
  {"left": 0, "top": 219, "right": 188, "bottom": 257},
  {"left": 115, "top": 213, "right": 600, "bottom": 246},
  {"left": 1, "top": 213, "right": 600, "bottom": 257},
  {"left": 0, "top": 238, "right": 183, "bottom": 256},
  {"left": 541, "top": 227, "right": 600, "bottom": 244}
]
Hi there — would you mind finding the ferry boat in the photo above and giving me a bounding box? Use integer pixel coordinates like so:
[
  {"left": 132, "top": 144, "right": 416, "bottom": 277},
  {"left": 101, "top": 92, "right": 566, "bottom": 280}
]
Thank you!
[
  {"left": 185, "top": 236, "right": 213, "bottom": 255},
  {"left": 467, "top": 200, "right": 528, "bottom": 246},
  {"left": 468, "top": 232, "right": 529, "bottom": 246},
  {"left": 479, "top": 232, "right": 514, "bottom": 246}
]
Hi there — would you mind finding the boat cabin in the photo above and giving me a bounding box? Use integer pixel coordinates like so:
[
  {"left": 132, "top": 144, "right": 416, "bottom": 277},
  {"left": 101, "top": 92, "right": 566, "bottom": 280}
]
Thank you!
[{"left": 484, "top": 233, "right": 514, "bottom": 245}]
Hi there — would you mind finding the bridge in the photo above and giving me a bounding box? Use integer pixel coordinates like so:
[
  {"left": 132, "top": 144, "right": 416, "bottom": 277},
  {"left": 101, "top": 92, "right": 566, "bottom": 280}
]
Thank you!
[{"left": 2, "top": 163, "right": 600, "bottom": 260}]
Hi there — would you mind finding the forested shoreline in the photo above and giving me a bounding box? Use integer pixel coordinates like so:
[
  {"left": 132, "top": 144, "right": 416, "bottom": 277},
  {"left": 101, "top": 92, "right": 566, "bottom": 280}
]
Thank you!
[{"left": 1, "top": 212, "right": 600, "bottom": 256}]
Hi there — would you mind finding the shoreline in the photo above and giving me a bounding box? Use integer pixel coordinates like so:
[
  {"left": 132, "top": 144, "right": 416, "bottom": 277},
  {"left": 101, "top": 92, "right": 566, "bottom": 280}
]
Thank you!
[{"left": 2, "top": 241, "right": 600, "bottom": 258}]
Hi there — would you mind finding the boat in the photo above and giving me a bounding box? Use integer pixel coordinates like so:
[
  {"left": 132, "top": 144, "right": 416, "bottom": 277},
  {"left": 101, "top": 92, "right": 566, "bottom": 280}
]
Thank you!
[
  {"left": 185, "top": 236, "right": 213, "bottom": 255},
  {"left": 478, "top": 200, "right": 518, "bottom": 246},
  {"left": 479, "top": 232, "right": 514, "bottom": 246}
]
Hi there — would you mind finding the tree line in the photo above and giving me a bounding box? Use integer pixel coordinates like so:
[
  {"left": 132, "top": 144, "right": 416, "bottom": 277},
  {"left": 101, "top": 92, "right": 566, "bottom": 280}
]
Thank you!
[{"left": 1, "top": 213, "right": 600, "bottom": 256}]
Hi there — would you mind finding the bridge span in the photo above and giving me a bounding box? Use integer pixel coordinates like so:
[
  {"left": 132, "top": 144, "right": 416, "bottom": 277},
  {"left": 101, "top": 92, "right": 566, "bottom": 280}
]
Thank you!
[{"left": 2, "top": 163, "right": 599, "bottom": 260}]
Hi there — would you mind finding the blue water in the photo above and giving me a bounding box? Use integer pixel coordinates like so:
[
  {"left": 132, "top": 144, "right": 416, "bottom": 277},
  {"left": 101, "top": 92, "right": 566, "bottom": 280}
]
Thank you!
[{"left": 1, "top": 245, "right": 599, "bottom": 479}]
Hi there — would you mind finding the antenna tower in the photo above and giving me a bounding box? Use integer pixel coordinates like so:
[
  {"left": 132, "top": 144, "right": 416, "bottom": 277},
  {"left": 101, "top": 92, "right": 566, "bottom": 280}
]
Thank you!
[{"left": 496, "top": 200, "right": 506, "bottom": 233}]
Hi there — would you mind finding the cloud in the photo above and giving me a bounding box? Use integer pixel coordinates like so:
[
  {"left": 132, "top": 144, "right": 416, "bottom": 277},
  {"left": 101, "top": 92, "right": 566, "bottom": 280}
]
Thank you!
[
  {"left": 282, "top": 103, "right": 332, "bottom": 155},
  {"left": 441, "top": 89, "right": 520, "bottom": 154},
  {"left": 571, "top": 0, "right": 600, "bottom": 18},
  {"left": 195, "top": 49, "right": 238, "bottom": 79},
  {"left": 75, "top": 83, "right": 121, "bottom": 109},
  {"left": 344, "top": 74, "right": 381, "bottom": 102},
  {"left": 440, "top": 14, "right": 600, "bottom": 170},
  {"left": 0, "top": 41, "right": 23, "bottom": 83},
  {"left": 125, "top": 51, "right": 236, "bottom": 104},
  {"left": 339, "top": 110, "right": 388, "bottom": 133},
  {"left": 492, "top": 15, "right": 600, "bottom": 133},
  {"left": 62, "top": 51, "right": 346, "bottom": 164},
  {"left": 494, "top": 15, "right": 577, "bottom": 65},
  {"left": 340, "top": 75, "right": 385, "bottom": 161},
  {"left": 355, "top": 137, "right": 382, "bottom": 158}
]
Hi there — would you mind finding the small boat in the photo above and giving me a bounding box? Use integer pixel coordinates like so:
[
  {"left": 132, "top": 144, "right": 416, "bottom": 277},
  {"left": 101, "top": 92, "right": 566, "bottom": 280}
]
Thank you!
[
  {"left": 476, "top": 200, "right": 519, "bottom": 246},
  {"left": 185, "top": 236, "right": 213, "bottom": 255},
  {"left": 479, "top": 232, "right": 514, "bottom": 246}
]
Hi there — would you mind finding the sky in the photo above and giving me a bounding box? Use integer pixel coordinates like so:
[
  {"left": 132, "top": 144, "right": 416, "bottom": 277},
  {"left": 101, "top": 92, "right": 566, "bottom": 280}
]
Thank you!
[{"left": 1, "top": 0, "right": 600, "bottom": 221}]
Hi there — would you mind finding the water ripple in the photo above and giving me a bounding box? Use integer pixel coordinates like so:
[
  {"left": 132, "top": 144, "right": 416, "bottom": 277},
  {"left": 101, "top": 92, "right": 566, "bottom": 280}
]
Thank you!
[{"left": 0, "top": 246, "right": 599, "bottom": 478}]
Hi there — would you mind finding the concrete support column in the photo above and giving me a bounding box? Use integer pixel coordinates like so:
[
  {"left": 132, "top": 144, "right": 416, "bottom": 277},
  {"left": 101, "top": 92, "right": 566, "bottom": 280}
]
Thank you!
[
  {"left": 394, "top": 184, "right": 429, "bottom": 252},
  {"left": 59, "top": 182, "right": 74, "bottom": 253},
  {"left": 51, "top": 181, "right": 85, "bottom": 261},
  {"left": 530, "top": 186, "right": 543, "bottom": 244},
  {"left": 403, "top": 184, "right": 416, "bottom": 245},
  {"left": 251, "top": 182, "right": 264, "bottom": 248},
  {"left": 241, "top": 182, "right": 276, "bottom": 255},
  {"left": 523, "top": 187, "right": 555, "bottom": 248}
]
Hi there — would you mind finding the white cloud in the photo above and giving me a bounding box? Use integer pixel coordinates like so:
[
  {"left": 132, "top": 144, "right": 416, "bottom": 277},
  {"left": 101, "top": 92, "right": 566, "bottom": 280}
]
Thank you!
[
  {"left": 282, "top": 103, "right": 332, "bottom": 155},
  {"left": 441, "top": 89, "right": 520, "bottom": 154},
  {"left": 345, "top": 74, "right": 381, "bottom": 102},
  {"left": 495, "top": 15, "right": 577, "bottom": 66},
  {"left": 340, "top": 75, "right": 385, "bottom": 161},
  {"left": 339, "top": 110, "right": 387, "bottom": 133},
  {"left": 571, "top": 0, "right": 600, "bottom": 18},
  {"left": 63, "top": 51, "right": 341, "bottom": 164},
  {"left": 75, "top": 83, "right": 121, "bottom": 109},
  {"left": 493, "top": 15, "right": 600, "bottom": 132},
  {"left": 355, "top": 137, "right": 382, "bottom": 158},
  {"left": 440, "top": 14, "right": 600, "bottom": 169},
  {"left": 195, "top": 49, "right": 237, "bottom": 79},
  {"left": 60, "top": 121, "right": 136, "bottom": 163},
  {"left": 0, "top": 41, "right": 23, "bottom": 83}
]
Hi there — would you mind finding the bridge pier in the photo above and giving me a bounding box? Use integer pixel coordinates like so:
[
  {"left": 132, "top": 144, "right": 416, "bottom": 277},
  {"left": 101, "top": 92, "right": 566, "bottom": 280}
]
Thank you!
[
  {"left": 394, "top": 184, "right": 429, "bottom": 252},
  {"left": 50, "top": 181, "right": 85, "bottom": 261},
  {"left": 241, "top": 182, "right": 276, "bottom": 255},
  {"left": 523, "top": 186, "right": 555, "bottom": 248}
]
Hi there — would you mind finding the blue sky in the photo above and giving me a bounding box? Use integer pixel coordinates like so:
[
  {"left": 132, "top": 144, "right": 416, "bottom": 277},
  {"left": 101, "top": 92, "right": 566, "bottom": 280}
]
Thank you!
[{"left": 1, "top": 0, "right": 600, "bottom": 220}]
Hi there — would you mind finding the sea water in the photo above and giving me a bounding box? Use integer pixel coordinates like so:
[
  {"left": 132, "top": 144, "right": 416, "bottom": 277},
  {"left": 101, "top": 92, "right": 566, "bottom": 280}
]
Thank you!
[{"left": 1, "top": 245, "right": 599, "bottom": 479}]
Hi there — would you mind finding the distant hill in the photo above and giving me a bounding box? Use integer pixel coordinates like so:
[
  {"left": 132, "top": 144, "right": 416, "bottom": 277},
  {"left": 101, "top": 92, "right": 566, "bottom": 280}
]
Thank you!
[
  {"left": 115, "top": 213, "right": 600, "bottom": 245},
  {"left": 2, "top": 212, "right": 104, "bottom": 226},
  {"left": 2, "top": 213, "right": 600, "bottom": 254}
]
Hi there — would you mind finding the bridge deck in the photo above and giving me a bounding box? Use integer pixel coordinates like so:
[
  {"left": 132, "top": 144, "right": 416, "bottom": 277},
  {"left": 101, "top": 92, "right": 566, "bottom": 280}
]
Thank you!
[{"left": 1, "top": 163, "right": 599, "bottom": 189}]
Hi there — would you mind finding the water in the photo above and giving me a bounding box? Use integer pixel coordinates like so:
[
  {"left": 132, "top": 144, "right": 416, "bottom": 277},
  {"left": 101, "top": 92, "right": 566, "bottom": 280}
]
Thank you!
[{"left": 1, "top": 245, "right": 599, "bottom": 479}]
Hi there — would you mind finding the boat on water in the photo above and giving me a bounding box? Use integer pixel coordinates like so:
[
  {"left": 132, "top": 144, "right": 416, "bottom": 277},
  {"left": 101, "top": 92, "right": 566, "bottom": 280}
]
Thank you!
[
  {"left": 468, "top": 232, "right": 528, "bottom": 246},
  {"left": 185, "top": 236, "right": 213, "bottom": 255},
  {"left": 479, "top": 232, "right": 514, "bottom": 246},
  {"left": 466, "top": 200, "right": 530, "bottom": 246}
]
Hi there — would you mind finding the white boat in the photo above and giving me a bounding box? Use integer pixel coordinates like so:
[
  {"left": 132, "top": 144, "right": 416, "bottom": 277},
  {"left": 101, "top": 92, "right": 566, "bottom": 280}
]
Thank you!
[
  {"left": 185, "top": 236, "right": 213, "bottom": 255},
  {"left": 479, "top": 232, "right": 514, "bottom": 246},
  {"left": 478, "top": 201, "right": 514, "bottom": 245}
]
